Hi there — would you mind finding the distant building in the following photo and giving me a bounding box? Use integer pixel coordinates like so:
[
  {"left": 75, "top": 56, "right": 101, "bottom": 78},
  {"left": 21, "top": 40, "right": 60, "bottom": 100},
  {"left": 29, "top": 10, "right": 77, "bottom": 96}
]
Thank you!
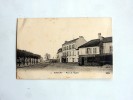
[
  {"left": 78, "top": 33, "right": 112, "bottom": 66},
  {"left": 62, "top": 36, "right": 87, "bottom": 63},
  {"left": 57, "top": 48, "right": 62, "bottom": 62}
]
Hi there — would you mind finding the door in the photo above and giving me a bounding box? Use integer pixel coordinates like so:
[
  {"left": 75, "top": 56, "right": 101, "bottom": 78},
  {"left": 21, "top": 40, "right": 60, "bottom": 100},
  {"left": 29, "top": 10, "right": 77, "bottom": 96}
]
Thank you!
[
  {"left": 66, "top": 58, "right": 68, "bottom": 63},
  {"left": 79, "top": 57, "right": 84, "bottom": 66},
  {"left": 81, "top": 57, "right": 84, "bottom": 65},
  {"left": 72, "top": 58, "right": 74, "bottom": 62}
]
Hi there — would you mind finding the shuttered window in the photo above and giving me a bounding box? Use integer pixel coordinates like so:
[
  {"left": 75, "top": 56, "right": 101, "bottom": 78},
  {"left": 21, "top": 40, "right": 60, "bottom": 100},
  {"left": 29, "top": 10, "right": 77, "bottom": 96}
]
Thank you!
[{"left": 86, "top": 48, "right": 92, "bottom": 54}]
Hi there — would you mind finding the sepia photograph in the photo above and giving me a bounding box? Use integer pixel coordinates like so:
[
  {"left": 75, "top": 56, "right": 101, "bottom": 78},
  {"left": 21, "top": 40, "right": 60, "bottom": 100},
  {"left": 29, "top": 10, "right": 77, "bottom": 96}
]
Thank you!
[
  {"left": 16, "top": 18, "right": 113, "bottom": 79},
  {"left": 1, "top": 0, "right": 133, "bottom": 99}
]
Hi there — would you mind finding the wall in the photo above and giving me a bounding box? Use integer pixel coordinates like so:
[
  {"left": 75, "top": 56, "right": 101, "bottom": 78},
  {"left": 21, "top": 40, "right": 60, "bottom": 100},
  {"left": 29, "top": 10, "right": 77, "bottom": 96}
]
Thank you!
[
  {"left": 67, "top": 50, "right": 78, "bottom": 62},
  {"left": 57, "top": 52, "right": 62, "bottom": 62},
  {"left": 103, "top": 42, "right": 112, "bottom": 54},
  {"left": 79, "top": 48, "right": 86, "bottom": 55},
  {"left": 75, "top": 37, "right": 87, "bottom": 49},
  {"left": 79, "top": 46, "right": 100, "bottom": 55},
  {"left": 62, "top": 38, "right": 86, "bottom": 62}
]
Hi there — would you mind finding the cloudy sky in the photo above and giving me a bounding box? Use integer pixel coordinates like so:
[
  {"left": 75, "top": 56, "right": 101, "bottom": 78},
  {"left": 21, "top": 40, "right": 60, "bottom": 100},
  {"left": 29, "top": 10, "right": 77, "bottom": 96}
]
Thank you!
[{"left": 17, "top": 18, "right": 112, "bottom": 58}]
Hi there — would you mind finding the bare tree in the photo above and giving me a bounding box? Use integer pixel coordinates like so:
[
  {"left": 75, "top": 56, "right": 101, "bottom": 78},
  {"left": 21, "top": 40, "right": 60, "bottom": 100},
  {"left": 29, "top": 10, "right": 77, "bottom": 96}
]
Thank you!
[{"left": 44, "top": 53, "right": 51, "bottom": 60}]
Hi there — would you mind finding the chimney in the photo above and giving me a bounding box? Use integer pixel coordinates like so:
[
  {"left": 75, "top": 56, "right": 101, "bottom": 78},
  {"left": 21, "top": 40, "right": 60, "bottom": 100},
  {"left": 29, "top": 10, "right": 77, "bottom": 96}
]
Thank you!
[
  {"left": 79, "top": 36, "right": 83, "bottom": 38},
  {"left": 65, "top": 41, "right": 67, "bottom": 43},
  {"left": 98, "top": 33, "right": 103, "bottom": 41}
]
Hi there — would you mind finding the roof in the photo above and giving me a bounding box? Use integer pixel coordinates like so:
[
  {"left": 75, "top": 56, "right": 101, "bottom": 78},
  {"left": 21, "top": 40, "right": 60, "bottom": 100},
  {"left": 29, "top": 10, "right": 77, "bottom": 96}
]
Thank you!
[
  {"left": 78, "top": 37, "right": 112, "bottom": 48},
  {"left": 62, "top": 38, "right": 79, "bottom": 45},
  {"left": 57, "top": 48, "right": 62, "bottom": 53},
  {"left": 102, "top": 37, "right": 112, "bottom": 43}
]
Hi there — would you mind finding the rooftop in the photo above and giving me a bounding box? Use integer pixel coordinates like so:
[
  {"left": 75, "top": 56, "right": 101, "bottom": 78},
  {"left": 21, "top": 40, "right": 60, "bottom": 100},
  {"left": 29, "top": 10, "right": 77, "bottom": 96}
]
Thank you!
[
  {"left": 57, "top": 48, "right": 62, "bottom": 53},
  {"left": 78, "top": 37, "right": 112, "bottom": 48},
  {"left": 62, "top": 38, "right": 79, "bottom": 45}
]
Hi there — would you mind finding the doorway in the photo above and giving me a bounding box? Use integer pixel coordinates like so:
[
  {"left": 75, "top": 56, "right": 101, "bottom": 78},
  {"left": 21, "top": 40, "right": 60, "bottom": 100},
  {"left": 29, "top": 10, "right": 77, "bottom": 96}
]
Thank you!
[
  {"left": 72, "top": 58, "right": 74, "bottom": 62},
  {"left": 81, "top": 57, "right": 84, "bottom": 65}
]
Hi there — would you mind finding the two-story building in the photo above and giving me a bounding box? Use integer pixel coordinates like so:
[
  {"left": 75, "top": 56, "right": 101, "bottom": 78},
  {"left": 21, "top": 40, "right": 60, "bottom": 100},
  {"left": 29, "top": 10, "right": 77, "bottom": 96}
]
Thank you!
[
  {"left": 62, "top": 36, "right": 87, "bottom": 63},
  {"left": 78, "top": 33, "right": 112, "bottom": 66}
]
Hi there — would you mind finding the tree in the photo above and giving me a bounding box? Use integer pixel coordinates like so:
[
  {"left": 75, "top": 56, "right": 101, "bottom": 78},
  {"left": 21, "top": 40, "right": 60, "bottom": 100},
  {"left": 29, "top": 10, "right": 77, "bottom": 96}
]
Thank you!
[
  {"left": 44, "top": 53, "right": 51, "bottom": 60},
  {"left": 16, "top": 49, "right": 41, "bottom": 66}
]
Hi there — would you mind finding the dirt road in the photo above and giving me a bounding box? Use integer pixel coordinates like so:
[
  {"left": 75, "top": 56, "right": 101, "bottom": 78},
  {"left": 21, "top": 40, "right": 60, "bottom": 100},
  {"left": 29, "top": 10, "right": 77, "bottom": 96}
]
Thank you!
[{"left": 16, "top": 63, "right": 112, "bottom": 79}]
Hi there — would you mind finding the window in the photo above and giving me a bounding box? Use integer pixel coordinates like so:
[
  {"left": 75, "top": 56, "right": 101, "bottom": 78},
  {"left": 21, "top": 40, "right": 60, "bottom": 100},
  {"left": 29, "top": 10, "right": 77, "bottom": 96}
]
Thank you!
[
  {"left": 72, "top": 44, "right": 75, "bottom": 49},
  {"left": 86, "top": 48, "right": 88, "bottom": 54},
  {"left": 86, "top": 48, "right": 91, "bottom": 54},
  {"left": 73, "top": 51, "right": 74, "bottom": 56},
  {"left": 110, "top": 46, "right": 112, "bottom": 53},
  {"left": 67, "top": 52, "right": 68, "bottom": 56},
  {"left": 69, "top": 45, "right": 71, "bottom": 49},
  {"left": 67, "top": 46, "right": 68, "bottom": 50},
  {"left": 93, "top": 48, "right": 97, "bottom": 54}
]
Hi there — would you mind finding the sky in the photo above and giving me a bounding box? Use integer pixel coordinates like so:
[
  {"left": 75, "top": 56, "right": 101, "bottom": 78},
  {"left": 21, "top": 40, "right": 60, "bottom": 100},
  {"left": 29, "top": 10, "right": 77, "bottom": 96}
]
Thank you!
[{"left": 17, "top": 18, "right": 112, "bottom": 58}]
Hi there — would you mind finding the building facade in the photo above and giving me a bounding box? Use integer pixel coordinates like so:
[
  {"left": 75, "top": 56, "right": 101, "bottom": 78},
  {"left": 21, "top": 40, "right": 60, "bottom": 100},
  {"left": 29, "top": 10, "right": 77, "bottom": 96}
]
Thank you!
[
  {"left": 78, "top": 33, "right": 113, "bottom": 66},
  {"left": 62, "top": 36, "right": 87, "bottom": 63}
]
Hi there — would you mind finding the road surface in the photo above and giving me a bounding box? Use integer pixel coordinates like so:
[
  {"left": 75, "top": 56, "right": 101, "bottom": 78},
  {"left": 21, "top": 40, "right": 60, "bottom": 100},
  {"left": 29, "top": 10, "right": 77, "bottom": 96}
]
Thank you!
[{"left": 16, "top": 62, "right": 113, "bottom": 79}]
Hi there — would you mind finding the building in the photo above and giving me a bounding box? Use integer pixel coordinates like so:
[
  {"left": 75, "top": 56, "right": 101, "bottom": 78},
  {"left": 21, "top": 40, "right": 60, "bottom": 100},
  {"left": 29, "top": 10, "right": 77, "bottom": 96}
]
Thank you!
[
  {"left": 62, "top": 36, "right": 87, "bottom": 63},
  {"left": 57, "top": 48, "right": 62, "bottom": 62},
  {"left": 78, "top": 33, "right": 113, "bottom": 66}
]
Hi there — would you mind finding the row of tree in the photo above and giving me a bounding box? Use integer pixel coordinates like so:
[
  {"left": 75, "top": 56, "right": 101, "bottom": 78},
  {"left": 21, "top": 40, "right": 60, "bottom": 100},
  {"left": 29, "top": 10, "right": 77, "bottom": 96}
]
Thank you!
[{"left": 17, "top": 49, "right": 41, "bottom": 66}]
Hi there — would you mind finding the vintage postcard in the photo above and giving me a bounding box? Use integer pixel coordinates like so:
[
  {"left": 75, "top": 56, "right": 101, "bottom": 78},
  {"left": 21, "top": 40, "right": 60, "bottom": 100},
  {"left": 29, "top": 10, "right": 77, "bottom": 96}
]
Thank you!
[{"left": 16, "top": 18, "right": 113, "bottom": 79}]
